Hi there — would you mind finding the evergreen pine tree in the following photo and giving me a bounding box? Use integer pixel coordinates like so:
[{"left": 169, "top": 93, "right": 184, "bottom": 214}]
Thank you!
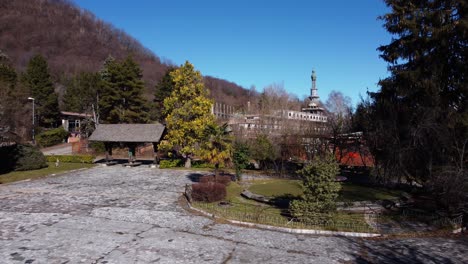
[
  {"left": 0, "top": 50, "right": 17, "bottom": 89},
  {"left": 63, "top": 72, "right": 101, "bottom": 113},
  {"left": 99, "top": 56, "right": 149, "bottom": 124},
  {"left": 360, "top": 0, "right": 467, "bottom": 210},
  {"left": 0, "top": 51, "right": 31, "bottom": 142},
  {"left": 153, "top": 67, "right": 176, "bottom": 122},
  {"left": 22, "top": 55, "right": 59, "bottom": 128},
  {"left": 290, "top": 154, "right": 341, "bottom": 220}
]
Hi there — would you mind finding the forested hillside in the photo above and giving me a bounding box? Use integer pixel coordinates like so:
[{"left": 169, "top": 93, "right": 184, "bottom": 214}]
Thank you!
[{"left": 0, "top": 0, "right": 250, "bottom": 106}]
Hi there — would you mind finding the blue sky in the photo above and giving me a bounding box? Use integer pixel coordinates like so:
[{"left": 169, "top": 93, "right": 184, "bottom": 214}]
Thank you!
[{"left": 74, "top": 0, "right": 392, "bottom": 106}]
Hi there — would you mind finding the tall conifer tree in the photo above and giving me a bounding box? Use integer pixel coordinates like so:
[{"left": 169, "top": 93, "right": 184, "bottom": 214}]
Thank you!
[
  {"left": 360, "top": 0, "right": 467, "bottom": 210},
  {"left": 22, "top": 55, "right": 59, "bottom": 128},
  {"left": 99, "top": 56, "right": 149, "bottom": 124},
  {"left": 153, "top": 67, "right": 176, "bottom": 122},
  {"left": 63, "top": 72, "right": 101, "bottom": 114}
]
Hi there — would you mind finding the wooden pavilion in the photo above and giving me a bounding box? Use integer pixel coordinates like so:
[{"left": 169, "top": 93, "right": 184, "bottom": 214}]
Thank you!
[{"left": 89, "top": 123, "right": 165, "bottom": 165}]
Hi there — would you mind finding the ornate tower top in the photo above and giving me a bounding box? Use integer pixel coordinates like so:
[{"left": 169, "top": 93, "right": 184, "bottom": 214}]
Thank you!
[
  {"left": 309, "top": 69, "right": 319, "bottom": 102},
  {"left": 302, "top": 68, "right": 324, "bottom": 114}
]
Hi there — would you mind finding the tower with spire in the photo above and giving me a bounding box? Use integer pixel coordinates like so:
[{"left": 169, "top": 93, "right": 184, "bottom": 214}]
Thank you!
[{"left": 302, "top": 69, "right": 324, "bottom": 114}]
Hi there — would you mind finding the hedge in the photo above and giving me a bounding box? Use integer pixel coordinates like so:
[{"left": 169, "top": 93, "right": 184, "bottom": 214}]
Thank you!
[
  {"left": 15, "top": 144, "right": 48, "bottom": 171},
  {"left": 192, "top": 160, "right": 227, "bottom": 169},
  {"left": 159, "top": 159, "right": 226, "bottom": 169},
  {"left": 89, "top": 141, "right": 106, "bottom": 153},
  {"left": 0, "top": 144, "right": 47, "bottom": 173},
  {"left": 192, "top": 160, "right": 215, "bottom": 168},
  {"left": 36, "top": 127, "right": 69, "bottom": 147},
  {"left": 46, "top": 154, "right": 95, "bottom": 164},
  {"left": 159, "top": 159, "right": 183, "bottom": 168}
]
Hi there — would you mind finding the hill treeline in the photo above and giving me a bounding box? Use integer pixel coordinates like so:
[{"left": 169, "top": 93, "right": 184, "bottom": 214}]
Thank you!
[{"left": 0, "top": 0, "right": 250, "bottom": 106}]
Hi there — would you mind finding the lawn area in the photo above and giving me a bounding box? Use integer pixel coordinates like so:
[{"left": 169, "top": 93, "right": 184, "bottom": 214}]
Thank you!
[
  {"left": 338, "top": 183, "right": 403, "bottom": 202},
  {"left": 192, "top": 180, "right": 374, "bottom": 232},
  {"left": 247, "top": 179, "right": 403, "bottom": 202},
  {"left": 248, "top": 179, "right": 303, "bottom": 197},
  {"left": 0, "top": 162, "right": 95, "bottom": 184}
]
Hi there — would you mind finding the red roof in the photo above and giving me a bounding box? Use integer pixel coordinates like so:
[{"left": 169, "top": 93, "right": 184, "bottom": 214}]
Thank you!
[{"left": 336, "top": 151, "right": 374, "bottom": 167}]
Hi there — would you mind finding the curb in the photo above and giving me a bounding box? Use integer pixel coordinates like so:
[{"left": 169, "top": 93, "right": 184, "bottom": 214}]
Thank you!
[{"left": 187, "top": 202, "right": 381, "bottom": 238}]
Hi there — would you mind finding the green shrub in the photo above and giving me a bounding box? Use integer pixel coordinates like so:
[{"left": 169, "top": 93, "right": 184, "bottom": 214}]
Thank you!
[
  {"left": 89, "top": 141, "right": 106, "bottom": 153},
  {"left": 233, "top": 142, "right": 250, "bottom": 181},
  {"left": 14, "top": 144, "right": 48, "bottom": 171},
  {"left": 190, "top": 160, "right": 228, "bottom": 169},
  {"left": 192, "top": 160, "right": 215, "bottom": 168},
  {"left": 45, "top": 154, "right": 95, "bottom": 164},
  {"left": 36, "top": 127, "right": 69, "bottom": 147},
  {"left": 159, "top": 159, "right": 183, "bottom": 168},
  {"left": 290, "top": 154, "right": 341, "bottom": 220},
  {"left": 0, "top": 145, "right": 17, "bottom": 173},
  {"left": 0, "top": 144, "right": 47, "bottom": 172},
  {"left": 0, "top": 144, "right": 47, "bottom": 173}
]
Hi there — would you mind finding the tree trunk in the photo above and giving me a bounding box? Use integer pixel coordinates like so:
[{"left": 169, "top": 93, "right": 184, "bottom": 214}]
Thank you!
[
  {"left": 214, "top": 163, "right": 219, "bottom": 181},
  {"left": 185, "top": 157, "right": 191, "bottom": 168}
]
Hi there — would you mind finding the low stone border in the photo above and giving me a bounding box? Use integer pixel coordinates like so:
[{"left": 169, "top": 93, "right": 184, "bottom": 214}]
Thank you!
[{"left": 186, "top": 201, "right": 381, "bottom": 238}]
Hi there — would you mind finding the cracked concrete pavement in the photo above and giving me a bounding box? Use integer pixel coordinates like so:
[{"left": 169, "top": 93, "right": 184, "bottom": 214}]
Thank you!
[{"left": 0, "top": 166, "right": 467, "bottom": 263}]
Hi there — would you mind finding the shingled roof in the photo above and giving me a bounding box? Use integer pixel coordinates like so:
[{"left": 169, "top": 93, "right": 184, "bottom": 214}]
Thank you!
[{"left": 88, "top": 123, "right": 165, "bottom": 143}]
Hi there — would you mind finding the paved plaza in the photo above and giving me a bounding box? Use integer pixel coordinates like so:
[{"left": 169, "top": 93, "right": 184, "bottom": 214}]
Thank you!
[{"left": 0, "top": 166, "right": 466, "bottom": 263}]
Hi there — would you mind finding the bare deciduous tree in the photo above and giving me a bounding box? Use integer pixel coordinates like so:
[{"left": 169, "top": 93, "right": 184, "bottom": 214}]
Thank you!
[{"left": 325, "top": 91, "right": 353, "bottom": 158}]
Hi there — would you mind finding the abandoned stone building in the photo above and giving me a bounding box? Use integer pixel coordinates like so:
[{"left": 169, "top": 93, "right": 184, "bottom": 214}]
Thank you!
[{"left": 227, "top": 70, "right": 328, "bottom": 137}]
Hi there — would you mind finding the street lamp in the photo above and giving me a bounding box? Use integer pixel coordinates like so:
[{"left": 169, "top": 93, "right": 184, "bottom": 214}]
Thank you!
[{"left": 27, "top": 97, "right": 35, "bottom": 145}]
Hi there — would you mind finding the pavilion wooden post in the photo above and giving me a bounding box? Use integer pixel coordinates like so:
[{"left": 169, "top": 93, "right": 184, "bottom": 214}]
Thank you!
[
  {"left": 152, "top": 142, "right": 160, "bottom": 165},
  {"left": 104, "top": 142, "right": 113, "bottom": 163},
  {"left": 128, "top": 143, "right": 136, "bottom": 164}
]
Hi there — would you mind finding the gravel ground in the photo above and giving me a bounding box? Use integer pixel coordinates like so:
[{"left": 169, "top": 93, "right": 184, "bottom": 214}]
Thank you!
[{"left": 0, "top": 166, "right": 466, "bottom": 263}]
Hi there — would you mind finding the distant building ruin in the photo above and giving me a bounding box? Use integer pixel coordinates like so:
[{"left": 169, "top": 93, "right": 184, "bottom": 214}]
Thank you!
[
  {"left": 227, "top": 70, "right": 328, "bottom": 137},
  {"left": 212, "top": 102, "right": 235, "bottom": 119}
]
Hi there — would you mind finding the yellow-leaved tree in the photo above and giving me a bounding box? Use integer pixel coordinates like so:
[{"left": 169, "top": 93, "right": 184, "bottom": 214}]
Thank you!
[{"left": 160, "top": 61, "right": 215, "bottom": 168}]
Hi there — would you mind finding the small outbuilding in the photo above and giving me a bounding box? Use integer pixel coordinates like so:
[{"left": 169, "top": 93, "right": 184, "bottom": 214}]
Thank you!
[{"left": 89, "top": 123, "right": 165, "bottom": 165}]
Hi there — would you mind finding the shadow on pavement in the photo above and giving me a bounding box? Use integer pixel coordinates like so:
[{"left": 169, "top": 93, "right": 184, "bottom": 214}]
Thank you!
[{"left": 340, "top": 235, "right": 468, "bottom": 264}]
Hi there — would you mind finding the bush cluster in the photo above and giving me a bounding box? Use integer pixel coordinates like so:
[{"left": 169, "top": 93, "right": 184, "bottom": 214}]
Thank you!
[
  {"left": 191, "top": 182, "right": 227, "bottom": 202},
  {"left": 158, "top": 159, "right": 226, "bottom": 169},
  {"left": 14, "top": 144, "right": 48, "bottom": 171},
  {"left": 199, "top": 175, "right": 231, "bottom": 186},
  {"left": 191, "top": 160, "right": 215, "bottom": 168},
  {"left": 45, "top": 154, "right": 95, "bottom": 163},
  {"left": 36, "top": 127, "right": 69, "bottom": 147},
  {"left": 89, "top": 141, "right": 106, "bottom": 153},
  {"left": 290, "top": 154, "right": 341, "bottom": 221},
  {"left": 159, "top": 159, "right": 183, "bottom": 168},
  {"left": 233, "top": 141, "right": 250, "bottom": 180},
  {"left": 0, "top": 144, "right": 47, "bottom": 173}
]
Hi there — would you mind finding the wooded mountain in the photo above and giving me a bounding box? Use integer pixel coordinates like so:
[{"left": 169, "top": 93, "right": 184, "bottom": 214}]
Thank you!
[{"left": 0, "top": 0, "right": 251, "bottom": 107}]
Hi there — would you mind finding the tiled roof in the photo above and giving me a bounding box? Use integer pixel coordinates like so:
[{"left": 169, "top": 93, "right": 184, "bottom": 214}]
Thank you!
[{"left": 89, "top": 123, "right": 165, "bottom": 142}]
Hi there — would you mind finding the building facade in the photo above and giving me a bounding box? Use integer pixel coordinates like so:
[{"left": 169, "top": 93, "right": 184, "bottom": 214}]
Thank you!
[{"left": 228, "top": 70, "right": 328, "bottom": 137}]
